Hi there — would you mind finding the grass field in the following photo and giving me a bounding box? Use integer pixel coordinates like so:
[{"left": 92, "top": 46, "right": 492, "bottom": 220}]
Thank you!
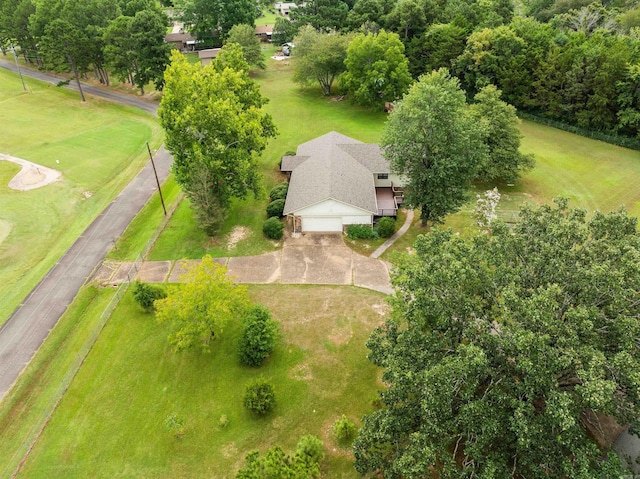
[
  {"left": 0, "top": 68, "right": 162, "bottom": 324},
  {"left": 16, "top": 285, "right": 385, "bottom": 478}
]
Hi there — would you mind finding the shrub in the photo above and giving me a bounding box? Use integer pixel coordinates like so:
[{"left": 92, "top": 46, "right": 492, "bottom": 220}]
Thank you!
[
  {"left": 239, "top": 305, "right": 279, "bottom": 366},
  {"left": 266, "top": 199, "right": 285, "bottom": 218},
  {"left": 263, "top": 217, "right": 284, "bottom": 239},
  {"left": 269, "top": 182, "right": 289, "bottom": 201},
  {"left": 333, "top": 415, "right": 357, "bottom": 444},
  {"left": 346, "top": 224, "right": 377, "bottom": 240},
  {"left": 295, "top": 435, "right": 324, "bottom": 468},
  {"left": 376, "top": 217, "right": 396, "bottom": 238},
  {"left": 165, "top": 413, "right": 185, "bottom": 438},
  {"left": 132, "top": 281, "right": 167, "bottom": 312},
  {"left": 244, "top": 380, "right": 276, "bottom": 415},
  {"left": 219, "top": 414, "right": 228, "bottom": 428}
]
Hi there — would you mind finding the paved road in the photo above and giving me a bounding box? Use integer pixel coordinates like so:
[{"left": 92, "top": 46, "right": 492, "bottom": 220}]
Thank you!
[
  {"left": 0, "top": 58, "right": 159, "bottom": 115},
  {"left": 0, "top": 64, "right": 170, "bottom": 399}
]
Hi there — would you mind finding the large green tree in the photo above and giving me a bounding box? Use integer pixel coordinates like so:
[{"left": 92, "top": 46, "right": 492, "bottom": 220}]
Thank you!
[
  {"left": 470, "top": 84, "right": 535, "bottom": 183},
  {"left": 354, "top": 199, "right": 640, "bottom": 478},
  {"left": 382, "top": 68, "right": 486, "bottom": 226},
  {"left": 292, "top": 27, "right": 350, "bottom": 95},
  {"left": 289, "top": 0, "right": 349, "bottom": 31},
  {"left": 158, "top": 45, "right": 277, "bottom": 234},
  {"left": 155, "top": 256, "right": 251, "bottom": 352},
  {"left": 341, "top": 30, "right": 412, "bottom": 106},
  {"left": 226, "top": 23, "right": 265, "bottom": 69}
]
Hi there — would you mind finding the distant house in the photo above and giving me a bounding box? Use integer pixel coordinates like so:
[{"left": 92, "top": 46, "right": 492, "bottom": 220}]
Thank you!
[
  {"left": 255, "top": 25, "right": 274, "bottom": 42},
  {"left": 165, "top": 32, "right": 197, "bottom": 52},
  {"left": 198, "top": 48, "right": 222, "bottom": 65},
  {"left": 281, "top": 132, "right": 405, "bottom": 233},
  {"left": 274, "top": 2, "right": 301, "bottom": 16}
]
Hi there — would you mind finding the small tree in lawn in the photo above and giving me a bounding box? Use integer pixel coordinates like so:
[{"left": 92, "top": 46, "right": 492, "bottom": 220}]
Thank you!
[
  {"left": 165, "top": 413, "right": 185, "bottom": 438},
  {"left": 132, "top": 281, "right": 167, "bottom": 312},
  {"left": 239, "top": 305, "right": 279, "bottom": 366},
  {"left": 474, "top": 187, "right": 501, "bottom": 231},
  {"left": 155, "top": 256, "right": 250, "bottom": 352},
  {"left": 244, "top": 379, "right": 276, "bottom": 415}
]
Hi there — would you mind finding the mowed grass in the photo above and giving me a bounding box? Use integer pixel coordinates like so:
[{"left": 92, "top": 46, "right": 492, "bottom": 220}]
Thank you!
[
  {"left": 0, "top": 286, "right": 117, "bottom": 477},
  {"left": 0, "top": 68, "right": 162, "bottom": 324},
  {"left": 17, "top": 285, "right": 386, "bottom": 478}
]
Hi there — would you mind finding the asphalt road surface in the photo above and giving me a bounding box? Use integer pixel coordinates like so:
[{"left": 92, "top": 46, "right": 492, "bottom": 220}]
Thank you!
[{"left": 0, "top": 60, "right": 170, "bottom": 399}]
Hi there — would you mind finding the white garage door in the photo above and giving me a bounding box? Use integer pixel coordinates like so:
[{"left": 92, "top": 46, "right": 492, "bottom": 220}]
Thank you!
[{"left": 301, "top": 216, "right": 343, "bottom": 232}]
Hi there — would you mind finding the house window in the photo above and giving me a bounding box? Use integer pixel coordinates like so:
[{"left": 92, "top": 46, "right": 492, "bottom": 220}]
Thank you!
[{"left": 377, "top": 173, "right": 388, "bottom": 180}]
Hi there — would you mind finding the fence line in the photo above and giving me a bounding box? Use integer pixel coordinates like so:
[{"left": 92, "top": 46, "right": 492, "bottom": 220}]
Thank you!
[{"left": 4, "top": 192, "right": 184, "bottom": 478}]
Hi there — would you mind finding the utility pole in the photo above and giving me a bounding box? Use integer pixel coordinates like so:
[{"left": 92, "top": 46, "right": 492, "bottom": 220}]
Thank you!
[
  {"left": 147, "top": 142, "right": 167, "bottom": 216},
  {"left": 10, "top": 43, "right": 27, "bottom": 92}
]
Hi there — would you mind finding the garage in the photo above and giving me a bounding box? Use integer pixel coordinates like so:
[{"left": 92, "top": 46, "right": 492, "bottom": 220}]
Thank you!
[{"left": 301, "top": 216, "right": 343, "bottom": 232}]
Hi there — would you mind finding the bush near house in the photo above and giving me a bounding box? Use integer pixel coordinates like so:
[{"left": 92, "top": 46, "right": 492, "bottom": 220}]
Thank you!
[
  {"left": 346, "top": 224, "right": 377, "bottom": 240},
  {"left": 266, "top": 199, "right": 286, "bottom": 218},
  {"left": 269, "top": 182, "right": 289, "bottom": 201},
  {"left": 263, "top": 217, "right": 284, "bottom": 239},
  {"left": 376, "top": 217, "right": 396, "bottom": 238}
]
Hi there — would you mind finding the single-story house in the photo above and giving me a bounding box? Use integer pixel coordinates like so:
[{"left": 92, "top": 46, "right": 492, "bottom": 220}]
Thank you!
[
  {"left": 274, "top": 2, "right": 301, "bottom": 16},
  {"left": 165, "top": 32, "right": 197, "bottom": 51},
  {"left": 281, "top": 131, "right": 405, "bottom": 233},
  {"left": 255, "top": 24, "right": 274, "bottom": 42},
  {"left": 198, "top": 48, "right": 222, "bottom": 65}
]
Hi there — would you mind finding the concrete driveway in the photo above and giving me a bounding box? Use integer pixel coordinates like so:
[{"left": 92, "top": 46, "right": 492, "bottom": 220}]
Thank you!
[{"left": 94, "top": 234, "right": 393, "bottom": 294}]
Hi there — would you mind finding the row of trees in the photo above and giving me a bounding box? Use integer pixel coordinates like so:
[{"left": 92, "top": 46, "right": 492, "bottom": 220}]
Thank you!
[
  {"left": 0, "top": 0, "right": 171, "bottom": 95},
  {"left": 291, "top": 16, "right": 640, "bottom": 138}
]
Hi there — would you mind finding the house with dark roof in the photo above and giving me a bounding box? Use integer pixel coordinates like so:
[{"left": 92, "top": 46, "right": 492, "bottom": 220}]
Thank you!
[
  {"left": 281, "top": 132, "right": 405, "bottom": 233},
  {"left": 255, "top": 24, "right": 274, "bottom": 42},
  {"left": 165, "top": 32, "right": 197, "bottom": 51}
]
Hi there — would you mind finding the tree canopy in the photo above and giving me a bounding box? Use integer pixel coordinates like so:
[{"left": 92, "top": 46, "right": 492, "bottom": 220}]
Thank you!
[
  {"left": 155, "top": 256, "right": 251, "bottom": 352},
  {"left": 226, "top": 23, "right": 265, "bottom": 69},
  {"left": 383, "top": 68, "right": 486, "bottom": 226},
  {"left": 292, "top": 27, "right": 350, "bottom": 96},
  {"left": 470, "top": 84, "right": 535, "bottom": 184},
  {"left": 158, "top": 45, "right": 277, "bottom": 234},
  {"left": 341, "top": 30, "right": 412, "bottom": 106},
  {"left": 354, "top": 199, "right": 640, "bottom": 478}
]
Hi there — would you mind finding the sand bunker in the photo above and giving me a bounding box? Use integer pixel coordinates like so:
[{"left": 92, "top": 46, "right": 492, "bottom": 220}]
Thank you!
[{"left": 0, "top": 154, "right": 62, "bottom": 191}]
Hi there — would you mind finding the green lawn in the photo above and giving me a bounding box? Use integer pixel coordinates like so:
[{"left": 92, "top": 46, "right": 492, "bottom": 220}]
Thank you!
[
  {"left": 16, "top": 285, "right": 385, "bottom": 478},
  {"left": 256, "top": 10, "right": 279, "bottom": 26},
  {"left": 0, "top": 286, "right": 118, "bottom": 477},
  {"left": 0, "top": 68, "right": 162, "bottom": 324}
]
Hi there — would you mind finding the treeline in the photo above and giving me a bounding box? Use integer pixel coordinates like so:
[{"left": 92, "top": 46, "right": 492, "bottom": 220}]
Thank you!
[
  {"left": 282, "top": 0, "right": 640, "bottom": 142},
  {"left": 0, "top": 0, "right": 171, "bottom": 94}
]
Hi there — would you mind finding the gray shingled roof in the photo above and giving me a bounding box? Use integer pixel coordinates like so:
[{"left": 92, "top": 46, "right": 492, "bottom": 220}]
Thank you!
[
  {"left": 338, "top": 144, "right": 389, "bottom": 173},
  {"left": 280, "top": 155, "right": 309, "bottom": 172},
  {"left": 283, "top": 132, "right": 388, "bottom": 215}
]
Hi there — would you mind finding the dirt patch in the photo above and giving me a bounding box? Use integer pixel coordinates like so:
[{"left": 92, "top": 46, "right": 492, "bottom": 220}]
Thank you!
[
  {"left": 227, "top": 226, "right": 249, "bottom": 249},
  {"left": 0, "top": 153, "right": 62, "bottom": 191},
  {"left": 289, "top": 363, "right": 313, "bottom": 381},
  {"left": 371, "top": 303, "right": 389, "bottom": 316},
  {"left": 327, "top": 318, "right": 353, "bottom": 346},
  {"left": 0, "top": 219, "right": 12, "bottom": 245},
  {"left": 221, "top": 442, "right": 238, "bottom": 458}
]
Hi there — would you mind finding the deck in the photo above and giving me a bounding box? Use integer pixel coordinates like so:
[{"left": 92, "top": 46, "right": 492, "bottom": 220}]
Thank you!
[{"left": 376, "top": 187, "right": 404, "bottom": 216}]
